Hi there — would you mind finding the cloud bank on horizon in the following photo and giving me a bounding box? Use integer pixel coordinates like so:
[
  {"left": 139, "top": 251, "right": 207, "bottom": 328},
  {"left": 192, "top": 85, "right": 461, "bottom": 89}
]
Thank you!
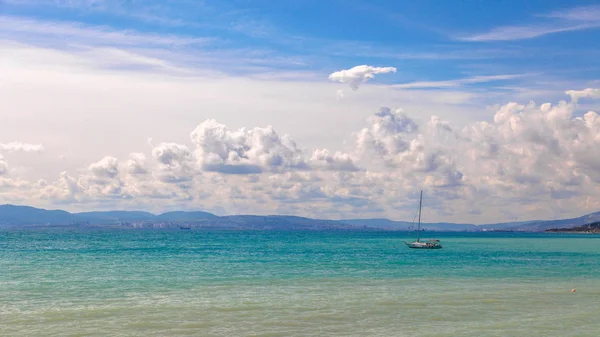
[
  {"left": 2, "top": 85, "right": 599, "bottom": 223},
  {"left": 1, "top": 0, "right": 600, "bottom": 224}
]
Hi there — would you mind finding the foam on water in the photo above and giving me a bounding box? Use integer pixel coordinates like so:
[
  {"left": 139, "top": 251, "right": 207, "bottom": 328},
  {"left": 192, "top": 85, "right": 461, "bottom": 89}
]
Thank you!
[{"left": 1, "top": 229, "right": 599, "bottom": 336}]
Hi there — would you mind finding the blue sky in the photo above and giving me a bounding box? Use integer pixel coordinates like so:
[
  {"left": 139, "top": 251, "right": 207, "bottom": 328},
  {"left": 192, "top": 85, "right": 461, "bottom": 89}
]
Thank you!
[
  {"left": 3, "top": 0, "right": 599, "bottom": 88},
  {"left": 1, "top": 0, "right": 600, "bottom": 222}
]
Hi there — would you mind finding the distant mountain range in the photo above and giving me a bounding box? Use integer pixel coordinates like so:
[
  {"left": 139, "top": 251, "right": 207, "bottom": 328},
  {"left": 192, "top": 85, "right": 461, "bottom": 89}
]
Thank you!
[
  {"left": 1, "top": 204, "right": 599, "bottom": 232},
  {"left": 546, "top": 221, "right": 600, "bottom": 233}
]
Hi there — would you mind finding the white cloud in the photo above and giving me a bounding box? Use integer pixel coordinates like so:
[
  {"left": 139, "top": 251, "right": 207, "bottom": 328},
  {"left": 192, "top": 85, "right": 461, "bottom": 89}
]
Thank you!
[
  {"left": 2, "top": 92, "right": 600, "bottom": 223},
  {"left": 89, "top": 156, "right": 119, "bottom": 179},
  {"left": 0, "top": 16, "right": 312, "bottom": 77},
  {"left": 151, "top": 142, "right": 194, "bottom": 183},
  {"left": 0, "top": 40, "right": 490, "bottom": 188},
  {"left": 546, "top": 5, "right": 600, "bottom": 22},
  {"left": 353, "top": 110, "right": 463, "bottom": 188},
  {"left": 457, "top": 5, "right": 600, "bottom": 41},
  {"left": 328, "top": 65, "right": 396, "bottom": 90},
  {"left": 190, "top": 119, "right": 308, "bottom": 174},
  {"left": 0, "top": 155, "right": 8, "bottom": 175},
  {"left": 392, "top": 74, "right": 529, "bottom": 89},
  {"left": 460, "top": 100, "right": 600, "bottom": 195},
  {"left": 310, "top": 149, "right": 359, "bottom": 172},
  {"left": 38, "top": 171, "right": 84, "bottom": 203},
  {"left": 565, "top": 88, "right": 600, "bottom": 102},
  {"left": 0, "top": 16, "right": 210, "bottom": 47},
  {"left": 457, "top": 24, "right": 599, "bottom": 42},
  {"left": 428, "top": 115, "right": 453, "bottom": 134},
  {"left": 152, "top": 143, "right": 191, "bottom": 167},
  {"left": 0, "top": 142, "right": 44, "bottom": 152},
  {"left": 349, "top": 94, "right": 600, "bottom": 219},
  {"left": 356, "top": 107, "right": 418, "bottom": 163},
  {"left": 126, "top": 152, "right": 148, "bottom": 175}
]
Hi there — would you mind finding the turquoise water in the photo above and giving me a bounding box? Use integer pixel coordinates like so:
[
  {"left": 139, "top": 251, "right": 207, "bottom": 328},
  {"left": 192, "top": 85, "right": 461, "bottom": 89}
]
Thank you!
[{"left": 1, "top": 229, "right": 599, "bottom": 336}]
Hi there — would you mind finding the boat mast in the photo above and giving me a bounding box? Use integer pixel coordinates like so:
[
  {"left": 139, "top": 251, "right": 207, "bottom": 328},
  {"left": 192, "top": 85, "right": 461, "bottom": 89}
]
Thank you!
[{"left": 417, "top": 190, "right": 422, "bottom": 242}]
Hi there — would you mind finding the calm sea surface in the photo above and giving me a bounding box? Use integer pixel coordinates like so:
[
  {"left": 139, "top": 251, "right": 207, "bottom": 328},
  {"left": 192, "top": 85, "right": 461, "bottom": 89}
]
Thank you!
[{"left": 1, "top": 229, "right": 599, "bottom": 336}]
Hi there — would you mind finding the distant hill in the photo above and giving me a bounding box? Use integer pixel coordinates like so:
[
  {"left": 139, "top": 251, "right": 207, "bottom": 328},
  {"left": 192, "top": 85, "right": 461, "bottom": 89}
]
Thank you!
[
  {"left": 1, "top": 203, "right": 600, "bottom": 232},
  {"left": 155, "top": 211, "right": 217, "bottom": 221},
  {"left": 217, "top": 215, "right": 343, "bottom": 230},
  {"left": 0, "top": 205, "right": 75, "bottom": 225},
  {"left": 339, "top": 219, "right": 476, "bottom": 231},
  {"left": 499, "top": 211, "right": 600, "bottom": 232},
  {"left": 546, "top": 221, "right": 600, "bottom": 233},
  {"left": 75, "top": 211, "right": 156, "bottom": 223},
  {"left": 0, "top": 204, "right": 218, "bottom": 226}
]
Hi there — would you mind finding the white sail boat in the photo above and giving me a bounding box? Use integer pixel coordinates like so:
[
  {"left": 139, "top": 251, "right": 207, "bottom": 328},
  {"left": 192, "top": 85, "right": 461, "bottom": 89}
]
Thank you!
[{"left": 405, "top": 191, "right": 442, "bottom": 249}]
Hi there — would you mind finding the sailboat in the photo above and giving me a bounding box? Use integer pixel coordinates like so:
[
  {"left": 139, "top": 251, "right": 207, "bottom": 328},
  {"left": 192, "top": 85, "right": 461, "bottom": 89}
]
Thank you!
[{"left": 405, "top": 191, "right": 442, "bottom": 249}]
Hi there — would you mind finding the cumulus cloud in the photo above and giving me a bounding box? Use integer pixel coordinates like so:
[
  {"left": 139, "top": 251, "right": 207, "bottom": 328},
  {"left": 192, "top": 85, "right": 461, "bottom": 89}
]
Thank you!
[
  {"left": 126, "top": 152, "right": 148, "bottom": 175},
  {"left": 356, "top": 107, "right": 418, "bottom": 161},
  {"left": 457, "top": 99, "right": 600, "bottom": 201},
  {"left": 0, "top": 155, "right": 8, "bottom": 175},
  {"left": 350, "top": 108, "right": 465, "bottom": 189},
  {"left": 38, "top": 171, "right": 84, "bottom": 203},
  {"left": 328, "top": 65, "right": 397, "bottom": 90},
  {"left": 152, "top": 143, "right": 190, "bottom": 166},
  {"left": 3, "top": 88, "right": 600, "bottom": 223},
  {"left": 310, "top": 149, "right": 359, "bottom": 171},
  {"left": 428, "top": 115, "right": 453, "bottom": 134},
  {"left": 89, "top": 156, "right": 119, "bottom": 179},
  {"left": 349, "top": 92, "right": 600, "bottom": 200},
  {"left": 0, "top": 142, "right": 44, "bottom": 152},
  {"left": 565, "top": 88, "right": 600, "bottom": 102},
  {"left": 190, "top": 119, "right": 307, "bottom": 174},
  {"left": 85, "top": 156, "right": 125, "bottom": 197},
  {"left": 151, "top": 142, "right": 194, "bottom": 183}
]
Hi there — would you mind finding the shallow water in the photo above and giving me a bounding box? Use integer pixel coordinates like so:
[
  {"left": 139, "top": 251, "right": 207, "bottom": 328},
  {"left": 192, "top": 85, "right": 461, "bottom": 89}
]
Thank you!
[{"left": 1, "top": 229, "right": 599, "bottom": 336}]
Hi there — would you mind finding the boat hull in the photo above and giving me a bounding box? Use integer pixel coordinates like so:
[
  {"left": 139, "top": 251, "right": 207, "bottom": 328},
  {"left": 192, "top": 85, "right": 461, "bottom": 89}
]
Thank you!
[
  {"left": 405, "top": 242, "right": 442, "bottom": 249},
  {"left": 408, "top": 245, "right": 442, "bottom": 249}
]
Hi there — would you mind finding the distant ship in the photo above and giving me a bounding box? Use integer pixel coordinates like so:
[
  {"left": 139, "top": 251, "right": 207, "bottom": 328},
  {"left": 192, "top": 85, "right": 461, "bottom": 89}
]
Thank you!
[{"left": 404, "top": 191, "right": 442, "bottom": 249}]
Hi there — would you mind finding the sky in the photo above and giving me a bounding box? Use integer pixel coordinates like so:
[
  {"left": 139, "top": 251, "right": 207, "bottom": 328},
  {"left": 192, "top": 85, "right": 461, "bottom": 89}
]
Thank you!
[{"left": 1, "top": 0, "right": 600, "bottom": 224}]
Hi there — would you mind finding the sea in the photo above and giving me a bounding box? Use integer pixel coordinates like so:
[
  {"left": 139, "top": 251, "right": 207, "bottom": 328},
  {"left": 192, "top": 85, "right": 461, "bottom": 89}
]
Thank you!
[{"left": 1, "top": 228, "right": 599, "bottom": 336}]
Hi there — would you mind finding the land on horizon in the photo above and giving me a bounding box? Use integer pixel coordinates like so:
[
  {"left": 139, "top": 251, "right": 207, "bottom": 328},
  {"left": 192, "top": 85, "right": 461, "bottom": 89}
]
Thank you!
[
  {"left": 1, "top": 204, "right": 599, "bottom": 232},
  {"left": 546, "top": 222, "right": 600, "bottom": 234}
]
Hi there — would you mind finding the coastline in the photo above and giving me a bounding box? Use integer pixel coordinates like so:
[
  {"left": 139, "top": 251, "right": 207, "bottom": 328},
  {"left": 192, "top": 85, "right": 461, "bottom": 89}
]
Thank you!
[{"left": 546, "top": 231, "right": 600, "bottom": 234}]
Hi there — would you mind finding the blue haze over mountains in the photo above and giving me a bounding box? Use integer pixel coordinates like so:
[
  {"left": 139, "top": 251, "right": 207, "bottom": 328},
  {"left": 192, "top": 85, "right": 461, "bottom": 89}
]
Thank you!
[{"left": 1, "top": 205, "right": 599, "bottom": 232}]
